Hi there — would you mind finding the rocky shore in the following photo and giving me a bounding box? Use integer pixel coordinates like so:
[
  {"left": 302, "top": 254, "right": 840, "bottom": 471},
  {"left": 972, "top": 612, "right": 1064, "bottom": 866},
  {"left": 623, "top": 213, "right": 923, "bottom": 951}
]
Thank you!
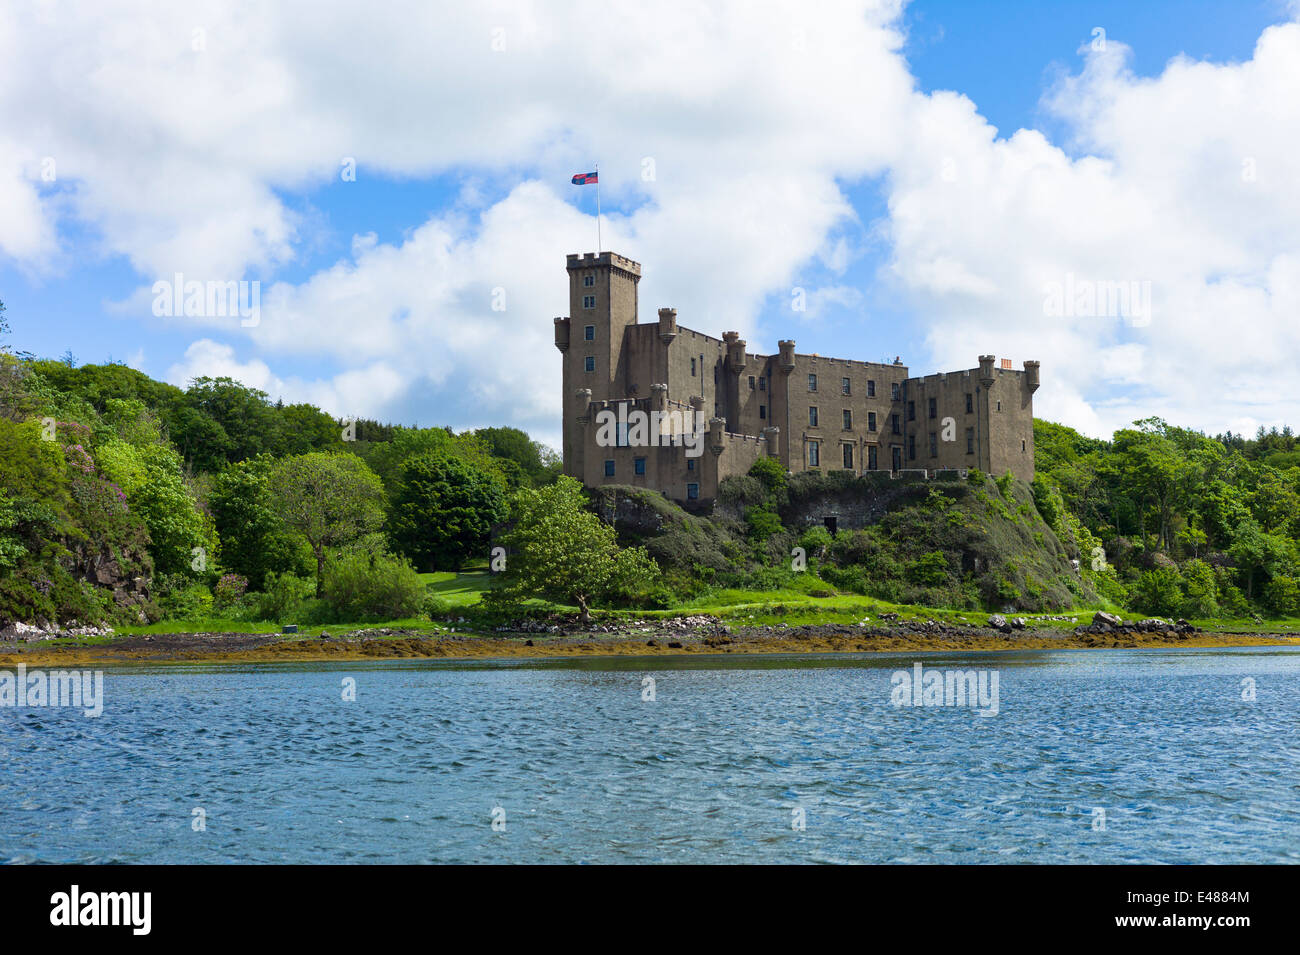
[{"left": 0, "top": 611, "right": 1294, "bottom": 666}]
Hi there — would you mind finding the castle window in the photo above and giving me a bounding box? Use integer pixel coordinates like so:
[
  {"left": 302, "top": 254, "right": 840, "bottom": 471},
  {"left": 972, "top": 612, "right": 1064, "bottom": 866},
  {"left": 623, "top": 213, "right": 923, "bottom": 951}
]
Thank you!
[
  {"left": 891, "top": 414, "right": 900, "bottom": 435},
  {"left": 583, "top": 274, "right": 595, "bottom": 287},
  {"left": 748, "top": 375, "right": 755, "bottom": 390},
  {"left": 868, "top": 411, "right": 877, "bottom": 432},
  {"left": 1022, "top": 439, "right": 1027, "bottom": 453},
  {"left": 759, "top": 405, "right": 766, "bottom": 420},
  {"left": 635, "top": 457, "right": 646, "bottom": 476},
  {"left": 867, "top": 380, "right": 876, "bottom": 398},
  {"left": 583, "top": 295, "right": 595, "bottom": 309},
  {"left": 843, "top": 409, "right": 852, "bottom": 430},
  {"left": 616, "top": 422, "right": 629, "bottom": 447},
  {"left": 584, "top": 356, "right": 595, "bottom": 372},
  {"left": 868, "top": 445, "right": 878, "bottom": 470},
  {"left": 908, "top": 435, "right": 916, "bottom": 460},
  {"left": 687, "top": 458, "right": 695, "bottom": 471},
  {"left": 928, "top": 398, "right": 937, "bottom": 419},
  {"left": 759, "top": 377, "right": 766, "bottom": 391},
  {"left": 965, "top": 393, "right": 973, "bottom": 414},
  {"left": 842, "top": 444, "right": 853, "bottom": 469},
  {"left": 841, "top": 377, "right": 851, "bottom": 395},
  {"left": 691, "top": 358, "right": 696, "bottom": 376},
  {"left": 929, "top": 432, "right": 937, "bottom": 457},
  {"left": 997, "top": 400, "right": 1002, "bottom": 412},
  {"left": 604, "top": 460, "right": 615, "bottom": 477},
  {"left": 891, "top": 382, "right": 901, "bottom": 401},
  {"left": 687, "top": 482, "right": 699, "bottom": 500},
  {"left": 808, "top": 373, "right": 817, "bottom": 392},
  {"left": 584, "top": 324, "right": 595, "bottom": 341},
  {"left": 808, "top": 441, "right": 820, "bottom": 467},
  {"left": 907, "top": 401, "right": 915, "bottom": 421},
  {"left": 808, "top": 406, "right": 818, "bottom": 427},
  {"left": 967, "top": 428, "right": 975, "bottom": 454}
]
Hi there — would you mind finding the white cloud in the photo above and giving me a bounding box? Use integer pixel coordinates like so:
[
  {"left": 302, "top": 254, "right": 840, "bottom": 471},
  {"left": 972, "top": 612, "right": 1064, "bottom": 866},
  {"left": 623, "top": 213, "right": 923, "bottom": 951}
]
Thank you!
[{"left": 4, "top": 2, "right": 1299, "bottom": 441}]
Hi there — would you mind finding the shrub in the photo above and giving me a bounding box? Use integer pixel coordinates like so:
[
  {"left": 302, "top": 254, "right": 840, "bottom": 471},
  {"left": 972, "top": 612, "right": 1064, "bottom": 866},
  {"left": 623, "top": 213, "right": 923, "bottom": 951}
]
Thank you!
[
  {"left": 1131, "top": 567, "right": 1184, "bottom": 617},
  {"left": 1263, "top": 575, "right": 1300, "bottom": 617},
  {"left": 321, "top": 551, "right": 424, "bottom": 621},
  {"left": 255, "top": 571, "right": 315, "bottom": 624},
  {"left": 746, "top": 505, "right": 783, "bottom": 542}
]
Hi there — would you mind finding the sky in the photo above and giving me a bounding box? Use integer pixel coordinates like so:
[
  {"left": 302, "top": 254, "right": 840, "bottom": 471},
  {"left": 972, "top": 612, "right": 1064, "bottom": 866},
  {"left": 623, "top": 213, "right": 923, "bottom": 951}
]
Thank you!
[{"left": 2, "top": 0, "right": 1298, "bottom": 451}]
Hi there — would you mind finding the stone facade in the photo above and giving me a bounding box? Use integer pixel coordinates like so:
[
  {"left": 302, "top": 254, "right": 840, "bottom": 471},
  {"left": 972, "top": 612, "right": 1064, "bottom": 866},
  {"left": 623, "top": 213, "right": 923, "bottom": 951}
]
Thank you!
[{"left": 554, "top": 251, "right": 1039, "bottom": 504}]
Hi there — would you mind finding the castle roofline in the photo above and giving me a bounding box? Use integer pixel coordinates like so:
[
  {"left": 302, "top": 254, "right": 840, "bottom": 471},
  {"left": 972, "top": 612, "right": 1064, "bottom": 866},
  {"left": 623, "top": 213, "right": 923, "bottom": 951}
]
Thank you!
[{"left": 566, "top": 251, "right": 641, "bottom": 276}]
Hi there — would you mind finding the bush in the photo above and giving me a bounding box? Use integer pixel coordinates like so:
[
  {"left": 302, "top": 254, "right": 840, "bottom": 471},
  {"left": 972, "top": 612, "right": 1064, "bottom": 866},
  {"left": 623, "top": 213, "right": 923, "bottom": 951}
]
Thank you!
[
  {"left": 213, "top": 573, "right": 248, "bottom": 611},
  {"left": 255, "top": 571, "right": 315, "bottom": 624},
  {"left": 320, "top": 551, "right": 424, "bottom": 621},
  {"left": 156, "top": 580, "right": 213, "bottom": 620},
  {"left": 1131, "top": 567, "right": 1184, "bottom": 617},
  {"left": 746, "top": 505, "right": 783, "bottom": 541},
  {"left": 1263, "top": 575, "right": 1300, "bottom": 616}
]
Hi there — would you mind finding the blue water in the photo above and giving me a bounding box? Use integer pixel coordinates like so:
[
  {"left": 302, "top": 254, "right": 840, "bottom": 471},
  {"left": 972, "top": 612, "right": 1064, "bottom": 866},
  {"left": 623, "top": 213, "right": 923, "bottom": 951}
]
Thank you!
[{"left": 2, "top": 647, "right": 1298, "bottom": 864}]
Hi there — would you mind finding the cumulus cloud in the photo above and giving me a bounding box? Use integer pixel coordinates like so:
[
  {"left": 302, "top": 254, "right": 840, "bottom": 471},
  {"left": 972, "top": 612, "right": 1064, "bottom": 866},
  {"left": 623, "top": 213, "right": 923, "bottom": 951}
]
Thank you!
[{"left": 4, "top": 1, "right": 1299, "bottom": 442}]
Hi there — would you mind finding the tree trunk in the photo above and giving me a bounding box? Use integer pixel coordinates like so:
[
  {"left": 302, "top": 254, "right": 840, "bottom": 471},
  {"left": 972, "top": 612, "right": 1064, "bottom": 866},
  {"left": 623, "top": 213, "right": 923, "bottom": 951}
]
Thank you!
[
  {"left": 576, "top": 594, "right": 591, "bottom": 627},
  {"left": 315, "top": 547, "right": 325, "bottom": 598}
]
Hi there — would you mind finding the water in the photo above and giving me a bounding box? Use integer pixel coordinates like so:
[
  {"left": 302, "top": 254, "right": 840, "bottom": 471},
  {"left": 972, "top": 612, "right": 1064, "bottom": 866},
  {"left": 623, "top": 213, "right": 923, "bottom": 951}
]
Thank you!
[{"left": 2, "top": 647, "right": 1298, "bottom": 863}]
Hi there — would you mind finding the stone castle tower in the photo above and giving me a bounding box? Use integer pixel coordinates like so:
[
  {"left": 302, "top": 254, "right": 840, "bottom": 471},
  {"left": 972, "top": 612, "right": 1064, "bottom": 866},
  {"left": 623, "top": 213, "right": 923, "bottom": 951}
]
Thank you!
[{"left": 555, "top": 251, "right": 1039, "bottom": 504}]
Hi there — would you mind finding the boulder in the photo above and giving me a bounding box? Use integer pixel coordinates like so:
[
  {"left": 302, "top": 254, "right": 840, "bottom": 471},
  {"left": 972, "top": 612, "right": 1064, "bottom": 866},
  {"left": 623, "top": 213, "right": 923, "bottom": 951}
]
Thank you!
[
  {"left": 987, "top": 614, "right": 1012, "bottom": 633},
  {"left": 1092, "top": 611, "right": 1123, "bottom": 629}
]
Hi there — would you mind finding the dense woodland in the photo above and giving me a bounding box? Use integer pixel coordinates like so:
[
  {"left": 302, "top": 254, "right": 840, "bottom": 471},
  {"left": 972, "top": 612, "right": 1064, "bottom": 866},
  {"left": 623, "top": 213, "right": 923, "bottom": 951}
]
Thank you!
[{"left": 2, "top": 299, "right": 1298, "bottom": 626}]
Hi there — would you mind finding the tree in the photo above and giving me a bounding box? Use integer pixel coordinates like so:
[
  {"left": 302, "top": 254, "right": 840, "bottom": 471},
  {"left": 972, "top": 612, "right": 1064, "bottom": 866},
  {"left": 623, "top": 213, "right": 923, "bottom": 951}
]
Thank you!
[
  {"left": 387, "top": 452, "right": 507, "bottom": 571},
  {"left": 269, "top": 452, "right": 386, "bottom": 596},
  {"left": 210, "top": 457, "right": 306, "bottom": 589},
  {"left": 491, "top": 476, "right": 657, "bottom": 623}
]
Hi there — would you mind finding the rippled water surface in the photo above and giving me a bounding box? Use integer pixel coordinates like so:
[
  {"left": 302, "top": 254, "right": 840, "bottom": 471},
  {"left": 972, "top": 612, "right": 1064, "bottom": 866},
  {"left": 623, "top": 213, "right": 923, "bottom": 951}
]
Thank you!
[{"left": 2, "top": 647, "right": 1298, "bottom": 863}]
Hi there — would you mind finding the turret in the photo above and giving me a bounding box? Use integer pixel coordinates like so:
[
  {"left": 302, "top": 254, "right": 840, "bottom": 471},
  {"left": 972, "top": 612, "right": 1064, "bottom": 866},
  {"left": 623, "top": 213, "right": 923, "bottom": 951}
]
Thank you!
[
  {"left": 708, "top": 417, "right": 726, "bottom": 455},
  {"left": 657, "top": 308, "right": 677, "bottom": 344},
  {"left": 553, "top": 316, "right": 570, "bottom": 352},
  {"left": 978, "top": 354, "right": 996, "bottom": 386},
  {"left": 778, "top": 340, "right": 796, "bottom": 373},
  {"left": 649, "top": 382, "right": 668, "bottom": 412},
  {"left": 723, "top": 331, "right": 747, "bottom": 372},
  {"left": 762, "top": 426, "right": 780, "bottom": 458},
  {"left": 1024, "top": 360, "right": 1040, "bottom": 393}
]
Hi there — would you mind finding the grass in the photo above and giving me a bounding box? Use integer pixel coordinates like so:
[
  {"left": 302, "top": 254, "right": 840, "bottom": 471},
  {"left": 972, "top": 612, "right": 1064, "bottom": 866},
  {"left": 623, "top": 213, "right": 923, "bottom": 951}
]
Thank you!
[
  {"left": 420, "top": 569, "right": 492, "bottom": 607},
  {"left": 65, "top": 570, "right": 1300, "bottom": 641}
]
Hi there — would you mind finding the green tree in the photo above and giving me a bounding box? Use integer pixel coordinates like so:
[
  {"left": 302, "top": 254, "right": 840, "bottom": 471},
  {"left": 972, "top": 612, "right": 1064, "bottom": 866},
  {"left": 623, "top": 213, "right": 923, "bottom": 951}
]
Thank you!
[
  {"left": 491, "top": 476, "right": 658, "bottom": 623},
  {"left": 1131, "top": 566, "right": 1184, "bottom": 617},
  {"left": 387, "top": 452, "right": 507, "bottom": 571},
  {"left": 269, "top": 452, "right": 386, "bottom": 596},
  {"left": 210, "top": 457, "right": 306, "bottom": 589},
  {"left": 130, "top": 446, "right": 216, "bottom": 576}
]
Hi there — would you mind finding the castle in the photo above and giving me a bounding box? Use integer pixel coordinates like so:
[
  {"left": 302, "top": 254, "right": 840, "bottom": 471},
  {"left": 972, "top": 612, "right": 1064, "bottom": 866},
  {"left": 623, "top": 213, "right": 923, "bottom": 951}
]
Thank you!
[{"left": 554, "top": 251, "right": 1039, "bottom": 505}]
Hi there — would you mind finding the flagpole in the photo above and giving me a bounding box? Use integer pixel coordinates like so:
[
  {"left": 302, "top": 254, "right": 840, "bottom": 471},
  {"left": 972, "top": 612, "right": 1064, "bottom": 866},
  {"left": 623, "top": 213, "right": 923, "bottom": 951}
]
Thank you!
[{"left": 595, "top": 162, "right": 601, "bottom": 253}]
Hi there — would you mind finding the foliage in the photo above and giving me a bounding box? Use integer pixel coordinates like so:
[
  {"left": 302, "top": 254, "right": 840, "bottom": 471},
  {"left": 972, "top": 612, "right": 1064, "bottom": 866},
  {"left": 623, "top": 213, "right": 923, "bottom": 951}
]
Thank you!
[
  {"left": 387, "top": 452, "right": 507, "bottom": 571},
  {"left": 489, "top": 477, "right": 659, "bottom": 621},
  {"left": 268, "top": 453, "right": 387, "bottom": 596},
  {"left": 320, "top": 551, "right": 424, "bottom": 621}
]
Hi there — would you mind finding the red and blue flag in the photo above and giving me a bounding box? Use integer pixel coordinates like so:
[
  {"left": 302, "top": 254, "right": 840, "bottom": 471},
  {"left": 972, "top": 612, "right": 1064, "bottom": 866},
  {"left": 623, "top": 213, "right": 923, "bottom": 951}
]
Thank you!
[{"left": 571, "top": 171, "right": 598, "bottom": 185}]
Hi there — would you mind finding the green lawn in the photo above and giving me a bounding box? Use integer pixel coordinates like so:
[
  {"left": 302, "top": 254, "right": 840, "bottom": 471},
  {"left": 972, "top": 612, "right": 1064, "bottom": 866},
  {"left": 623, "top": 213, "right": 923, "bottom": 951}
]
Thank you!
[
  {"left": 89, "top": 568, "right": 1300, "bottom": 638},
  {"left": 420, "top": 569, "right": 492, "bottom": 607}
]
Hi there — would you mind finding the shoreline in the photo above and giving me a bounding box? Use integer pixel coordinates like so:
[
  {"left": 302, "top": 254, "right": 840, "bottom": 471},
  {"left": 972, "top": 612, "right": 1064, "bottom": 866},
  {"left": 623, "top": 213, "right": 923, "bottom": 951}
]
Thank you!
[{"left": 1, "top": 625, "right": 1296, "bottom": 666}]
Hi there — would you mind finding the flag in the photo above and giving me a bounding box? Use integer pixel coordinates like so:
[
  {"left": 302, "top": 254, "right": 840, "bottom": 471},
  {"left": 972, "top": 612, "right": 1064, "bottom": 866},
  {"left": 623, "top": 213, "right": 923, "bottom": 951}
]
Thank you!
[{"left": 571, "top": 171, "right": 598, "bottom": 185}]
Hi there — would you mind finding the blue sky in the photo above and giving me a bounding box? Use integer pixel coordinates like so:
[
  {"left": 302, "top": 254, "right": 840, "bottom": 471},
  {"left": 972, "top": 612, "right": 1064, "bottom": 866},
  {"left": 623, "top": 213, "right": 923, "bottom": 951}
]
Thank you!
[{"left": 2, "top": 0, "right": 1297, "bottom": 446}]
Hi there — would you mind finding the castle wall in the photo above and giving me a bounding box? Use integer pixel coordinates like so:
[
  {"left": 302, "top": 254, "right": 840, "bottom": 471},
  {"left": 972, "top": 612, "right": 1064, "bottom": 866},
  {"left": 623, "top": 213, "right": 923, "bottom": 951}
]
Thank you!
[
  {"left": 779, "top": 353, "right": 909, "bottom": 475},
  {"left": 554, "top": 250, "right": 1038, "bottom": 500}
]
